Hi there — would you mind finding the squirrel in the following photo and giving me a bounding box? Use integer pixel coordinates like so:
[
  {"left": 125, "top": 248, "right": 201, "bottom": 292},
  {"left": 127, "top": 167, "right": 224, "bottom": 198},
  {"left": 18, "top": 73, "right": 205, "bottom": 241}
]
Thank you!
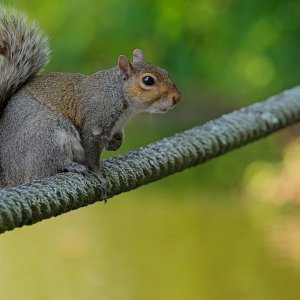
[{"left": 0, "top": 8, "right": 181, "bottom": 187}]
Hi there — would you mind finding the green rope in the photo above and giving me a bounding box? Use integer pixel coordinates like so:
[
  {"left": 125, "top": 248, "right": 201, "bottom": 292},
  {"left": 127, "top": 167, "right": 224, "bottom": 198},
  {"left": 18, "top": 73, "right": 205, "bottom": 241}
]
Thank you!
[{"left": 1, "top": 86, "right": 300, "bottom": 234}]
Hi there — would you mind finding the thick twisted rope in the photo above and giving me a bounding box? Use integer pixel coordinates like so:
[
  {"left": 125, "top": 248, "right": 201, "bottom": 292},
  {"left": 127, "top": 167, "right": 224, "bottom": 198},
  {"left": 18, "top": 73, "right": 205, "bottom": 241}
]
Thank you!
[{"left": 1, "top": 86, "right": 300, "bottom": 234}]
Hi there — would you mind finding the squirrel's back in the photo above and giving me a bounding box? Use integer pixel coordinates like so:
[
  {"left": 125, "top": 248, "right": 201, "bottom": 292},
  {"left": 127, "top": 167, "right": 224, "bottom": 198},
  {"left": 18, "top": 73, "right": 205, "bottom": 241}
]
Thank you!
[
  {"left": 0, "top": 7, "right": 50, "bottom": 114},
  {"left": 25, "top": 72, "right": 84, "bottom": 127}
]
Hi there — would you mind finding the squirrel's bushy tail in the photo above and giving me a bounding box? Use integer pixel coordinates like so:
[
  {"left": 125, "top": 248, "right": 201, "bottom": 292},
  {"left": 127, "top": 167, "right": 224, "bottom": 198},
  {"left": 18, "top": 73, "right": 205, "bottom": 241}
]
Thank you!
[{"left": 0, "top": 7, "right": 50, "bottom": 114}]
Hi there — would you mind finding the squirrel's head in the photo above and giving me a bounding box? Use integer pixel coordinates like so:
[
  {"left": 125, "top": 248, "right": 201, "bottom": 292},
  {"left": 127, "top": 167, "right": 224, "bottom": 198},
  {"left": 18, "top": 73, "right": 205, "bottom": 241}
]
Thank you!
[{"left": 118, "top": 49, "right": 181, "bottom": 113}]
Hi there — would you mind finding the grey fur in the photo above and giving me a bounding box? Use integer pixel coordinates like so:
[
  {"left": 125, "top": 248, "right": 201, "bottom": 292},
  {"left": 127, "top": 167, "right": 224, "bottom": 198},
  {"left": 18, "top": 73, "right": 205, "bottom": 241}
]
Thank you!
[
  {"left": 0, "top": 90, "right": 83, "bottom": 185},
  {"left": 0, "top": 7, "right": 50, "bottom": 114},
  {"left": 0, "top": 9, "right": 181, "bottom": 187}
]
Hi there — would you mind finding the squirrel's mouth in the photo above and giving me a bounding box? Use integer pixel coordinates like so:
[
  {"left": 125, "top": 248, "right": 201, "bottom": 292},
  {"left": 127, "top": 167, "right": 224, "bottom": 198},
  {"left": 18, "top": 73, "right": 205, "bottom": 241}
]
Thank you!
[
  {"left": 159, "top": 108, "right": 168, "bottom": 113},
  {"left": 148, "top": 107, "right": 168, "bottom": 114},
  {"left": 154, "top": 107, "right": 170, "bottom": 113},
  {"left": 157, "top": 108, "right": 168, "bottom": 113}
]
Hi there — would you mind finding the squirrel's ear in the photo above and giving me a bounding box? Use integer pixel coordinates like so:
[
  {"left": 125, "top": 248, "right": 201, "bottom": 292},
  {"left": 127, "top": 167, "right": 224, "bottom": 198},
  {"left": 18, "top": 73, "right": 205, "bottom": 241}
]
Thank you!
[
  {"left": 118, "top": 55, "right": 133, "bottom": 80},
  {"left": 133, "top": 49, "right": 144, "bottom": 63}
]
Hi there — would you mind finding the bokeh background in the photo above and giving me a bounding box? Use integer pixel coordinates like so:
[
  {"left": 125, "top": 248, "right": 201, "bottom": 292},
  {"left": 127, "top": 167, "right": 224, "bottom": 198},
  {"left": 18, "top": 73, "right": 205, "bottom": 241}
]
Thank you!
[{"left": 1, "top": 0, "right": 300, "bottom": 299}]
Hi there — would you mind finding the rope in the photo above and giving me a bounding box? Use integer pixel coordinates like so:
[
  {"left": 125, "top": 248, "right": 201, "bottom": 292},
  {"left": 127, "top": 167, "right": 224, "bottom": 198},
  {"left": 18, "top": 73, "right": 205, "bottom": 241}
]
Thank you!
[{"left": 1, "top": 86, "right": 300, "bottom": 234}]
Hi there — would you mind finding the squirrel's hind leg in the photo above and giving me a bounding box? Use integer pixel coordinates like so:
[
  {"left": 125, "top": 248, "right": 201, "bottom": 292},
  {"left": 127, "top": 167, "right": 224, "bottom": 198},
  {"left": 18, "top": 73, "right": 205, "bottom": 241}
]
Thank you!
[
  {"left": 19, "top": 124, "right": 87, "bottom": 184},
  {"left": 0, "top": 92, "right": 87, "bottom": 186},
  {"left": 20, "top": 125, "right": 87, "bottom": 184}
]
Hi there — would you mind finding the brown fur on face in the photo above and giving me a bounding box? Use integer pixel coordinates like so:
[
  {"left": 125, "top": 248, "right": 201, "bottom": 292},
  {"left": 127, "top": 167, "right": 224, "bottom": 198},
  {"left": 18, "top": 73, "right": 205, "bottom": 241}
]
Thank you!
[{"left": 119, "top": 51, "right": 181, "bottom": 113}]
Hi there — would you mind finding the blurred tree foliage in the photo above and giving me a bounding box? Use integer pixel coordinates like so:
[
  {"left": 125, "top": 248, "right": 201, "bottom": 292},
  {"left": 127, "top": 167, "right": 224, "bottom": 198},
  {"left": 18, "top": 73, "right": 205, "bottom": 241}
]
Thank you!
[{"left": 2, "top": 0, "right": 300, "bottom": 191}]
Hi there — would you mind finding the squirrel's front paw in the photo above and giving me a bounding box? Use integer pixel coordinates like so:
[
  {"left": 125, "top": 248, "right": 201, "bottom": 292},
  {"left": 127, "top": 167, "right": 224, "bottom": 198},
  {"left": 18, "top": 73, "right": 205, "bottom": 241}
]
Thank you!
[{"left": 105, "top": 132, "right": 123, "bottom": 151}]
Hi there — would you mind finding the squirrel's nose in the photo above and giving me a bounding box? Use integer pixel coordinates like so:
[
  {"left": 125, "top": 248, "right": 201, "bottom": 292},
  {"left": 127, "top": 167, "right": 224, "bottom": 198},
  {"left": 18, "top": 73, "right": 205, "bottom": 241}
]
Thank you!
[{"left": 171, "top": 92, "right": 181, "bottom": 105}]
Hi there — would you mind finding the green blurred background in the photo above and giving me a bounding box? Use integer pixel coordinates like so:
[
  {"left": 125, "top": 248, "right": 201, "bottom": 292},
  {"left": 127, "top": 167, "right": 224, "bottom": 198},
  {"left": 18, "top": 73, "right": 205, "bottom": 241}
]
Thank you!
[{"left": 2, "top": 0, "right": 300, "bottom": 299}]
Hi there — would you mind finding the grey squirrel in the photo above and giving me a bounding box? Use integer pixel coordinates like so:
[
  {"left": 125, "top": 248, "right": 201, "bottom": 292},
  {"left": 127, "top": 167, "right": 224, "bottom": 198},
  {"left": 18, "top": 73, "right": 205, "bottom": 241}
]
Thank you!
[{"left": 0, "top": 8, "right": 181, "bottom": 187}]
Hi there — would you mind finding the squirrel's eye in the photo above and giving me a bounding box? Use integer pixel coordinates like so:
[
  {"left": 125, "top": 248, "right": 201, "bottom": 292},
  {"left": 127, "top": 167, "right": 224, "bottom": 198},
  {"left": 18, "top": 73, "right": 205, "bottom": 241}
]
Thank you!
[{"left": 142, "top": 76, "right": 155, "bottom": 86}]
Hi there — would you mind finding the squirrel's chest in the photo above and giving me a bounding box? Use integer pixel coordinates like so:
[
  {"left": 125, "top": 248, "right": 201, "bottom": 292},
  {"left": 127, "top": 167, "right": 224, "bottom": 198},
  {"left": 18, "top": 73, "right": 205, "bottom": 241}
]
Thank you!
[{"left": 111, "top": 108, "right": 136, "bottom": 134}]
